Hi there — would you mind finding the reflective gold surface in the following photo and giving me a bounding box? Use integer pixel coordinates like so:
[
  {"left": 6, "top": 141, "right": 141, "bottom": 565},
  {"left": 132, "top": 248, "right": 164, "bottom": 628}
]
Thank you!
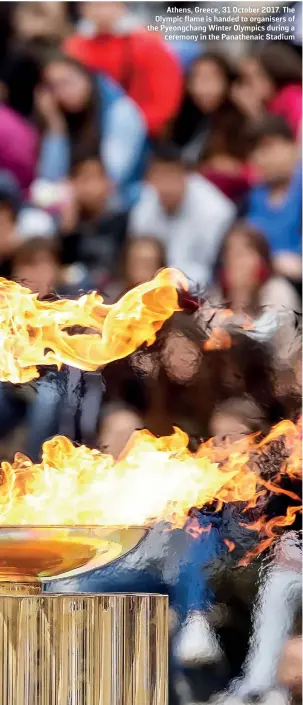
[
  {"left": 0, "top": 593, "right": 168, "bottom": 705},
  {"left": 0, "top": 526, "right": 147, "bottom": 591}
]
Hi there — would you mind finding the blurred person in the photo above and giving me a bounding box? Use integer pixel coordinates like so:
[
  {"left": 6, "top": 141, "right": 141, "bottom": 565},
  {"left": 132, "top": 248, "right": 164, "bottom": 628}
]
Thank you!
[
  {"left": 246, "top": 116, "right": 302, "bottom": 287},
  {"left": 277, "top": 635, "right": 302, "bottom": 704},
  {"left": 105, "top": 236, "right": 167, "bottom": 303},
  {"left": 209, "top": 396, "right": 269, "bottom": 443},
  {"left": 0, "top": 171, "right": 57, "bottom": 278},
  {"left": 211, "top": 221, "right": 301, "bottom": 316},
  {"left": 129, "top": 143, "right": 236, "bottom": 287},
  {"left": 172, "top": 51, "right": 251, "bottom": 204},
  {"left": 122, "top": 236, "right": 166, "bottom": 289},
  {"left": 98, "top": 403, "right": 143, "bottom": 459},
  {"left": 11, "top": 237, "right": 61, "bottom": 298},
  {"left": 234, "top": 533, "right": 302, "bottom": 702},
  {"left": 210, "top": 221, "right": 301, "bottom": 366},
  {"left": 0, "top": 370, "right": 67, "bottom": 464},
  {"left": 0, "top": 172, "right": 21, "bottom": 278},
  {"left": 64, "top": 1, "right": 182, "bottom": 137},
  {"left": 233, "top": 43, "right": 302, "bottom": 137},
  {"left": 12, "top": 2, "right": 71, "bottom": 44},
  {"left": 59, "top": 155, "right": 128, "bottom": 291},
  {"left": 0, "top": 231, "right": 67, "bottom": 461},
  {"left": 36, "top": 54, "right": 147, "bottom": 204},
  {"left": 172, "top": 53, "right": 248, "bottom": 179},
  {"left": 0, "top": 98, "right": 38, "bottom": 191}
]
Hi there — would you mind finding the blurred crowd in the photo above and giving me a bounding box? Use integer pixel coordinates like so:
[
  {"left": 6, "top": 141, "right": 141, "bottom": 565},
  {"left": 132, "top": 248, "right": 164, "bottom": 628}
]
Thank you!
[{"left": 0, "top": 2, "right": 301, "bottom": 704}]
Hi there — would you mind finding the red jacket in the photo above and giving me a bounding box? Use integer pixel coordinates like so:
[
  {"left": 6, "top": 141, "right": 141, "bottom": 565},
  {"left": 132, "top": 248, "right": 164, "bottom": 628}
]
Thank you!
[{"left": 64, "top": 30, "right": 183, "bottom": 136}]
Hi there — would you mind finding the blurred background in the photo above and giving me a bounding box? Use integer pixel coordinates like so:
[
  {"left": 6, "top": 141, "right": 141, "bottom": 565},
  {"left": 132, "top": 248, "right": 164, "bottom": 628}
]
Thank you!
[{"left": 0, "top": 2, "right": 301, "bottom": 704}]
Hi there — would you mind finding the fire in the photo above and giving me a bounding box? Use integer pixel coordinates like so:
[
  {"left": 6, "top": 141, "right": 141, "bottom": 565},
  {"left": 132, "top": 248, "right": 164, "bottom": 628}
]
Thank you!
[
  {"left": 0, "top": 420, "right": 300, "bottom": 559},
  {"left": 203, "top": 328, "right": 232, "bottom": 351},
  {"left": 0, "top": 269, "right": 186, "bottom": 383}
]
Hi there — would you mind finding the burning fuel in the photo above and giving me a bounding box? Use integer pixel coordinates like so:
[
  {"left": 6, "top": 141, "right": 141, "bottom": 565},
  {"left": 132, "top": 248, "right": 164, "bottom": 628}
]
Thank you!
[
  {"left": 0, "top": 269, "right": 186, "bottom": 383},
  {"left": 0, "top": 420, "right": 300, "bottom": 560}
]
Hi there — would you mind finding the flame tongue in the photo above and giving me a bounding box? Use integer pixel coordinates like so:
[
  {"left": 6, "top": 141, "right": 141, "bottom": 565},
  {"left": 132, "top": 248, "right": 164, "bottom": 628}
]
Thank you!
[
  {"left": 0, "top": 421, "right": 301, "bottom": 560},
  {"left": 0, "top": 269, "right": 186, "bottom": 383}
]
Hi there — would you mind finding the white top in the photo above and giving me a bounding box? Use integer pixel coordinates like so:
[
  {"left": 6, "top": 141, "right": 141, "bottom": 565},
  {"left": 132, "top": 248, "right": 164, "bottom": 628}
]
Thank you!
[{"left": 129, "top": 173, "right": 236, "bottom": 288}]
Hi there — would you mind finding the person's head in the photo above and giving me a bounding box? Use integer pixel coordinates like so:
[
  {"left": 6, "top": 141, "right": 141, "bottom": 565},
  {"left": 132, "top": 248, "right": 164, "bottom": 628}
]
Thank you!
[
  {"left": 13, "top": 2, "right": 69, "bottom": 42},
  {"left": 238, "top": 44, "right": 302, "bottom": 104},
  {"left": 209, "top": 396, "right": 268, "bottom": 441},
  {"left": 80, "top": 2, "right": 126, "bottom": 33},
  {"left": 187, "top": 52, "right": 234, "bottom": 114},
  {"left": 0, "top": 199, "right": 18, "bottom": 257},
  {"left": 147, "top": 143, "right": 186, "bottom": 213},
  {"left": 70, "top": 156, "right": 112, "bottom": 217},
  {"left": 43, "top": 55, "right": 93, "bottom": 114},
  {"left": 247, "top": 116, "right": 298, "bottom": 185},
  {"left": 11, "top": 237, "right": 61, "bottom": 297},
  {"left": 0, "top": 174, "right": 21, "bottom": 257},
  {"left": 215, "top": 222, "right": 273, "bottom": 305},
  {"left": 123, "top": 237, "right": 167, "bottom": 289},
  {"left": 98, "top": 403, "right": 143, "bottom": 459}
]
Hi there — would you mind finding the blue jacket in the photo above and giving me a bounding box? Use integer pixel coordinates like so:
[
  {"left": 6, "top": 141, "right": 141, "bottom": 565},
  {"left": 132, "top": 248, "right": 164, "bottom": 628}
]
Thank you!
[
  {"left": 37, "top": 74, "right": 147, "bottom": 206},
  {"left": 247, "top": 164, "right": 302, "bottom": 255}
]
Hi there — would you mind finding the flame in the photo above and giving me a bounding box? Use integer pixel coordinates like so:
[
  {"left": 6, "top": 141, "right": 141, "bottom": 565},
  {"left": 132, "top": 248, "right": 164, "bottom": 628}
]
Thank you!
[
  {"left": 0, "top": 421, "right": 300, "bottom": 560},
  {"left": 0, "top": 269, "right": 186, "bottom": 383},
  {"left": 203, "top": 328, "right": 232, "bottom": 351},
  {"left": 224, "top": 539, "right": 235, "bottom": 552}
]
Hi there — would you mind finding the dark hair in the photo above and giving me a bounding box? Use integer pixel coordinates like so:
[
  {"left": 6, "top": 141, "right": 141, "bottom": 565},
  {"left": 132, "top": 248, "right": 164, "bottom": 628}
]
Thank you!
[
  {"left": 42, "top": 53, "right": 100, "bottom": 165},
  {"left": 12, "top": 237, "right": 61, "bottom": 269},
  {"left": 0, "top": 196, "right": 18, "bottom": 220},
  {"left": 148, "top": 141, "right": 183, "bottom": 168},
  {"left": 172, "top": 52, "right": 247, "bottom": 161},
  {"left": 2, "top": 48, "right": 41, "bottom": 119},
  {"left": 150, "top": 311, "right": 281, "bottom": 438},
  {"left": 256, "top": 42, "right": 302, "bottom": 89},
  {"left": 246, "top": 115, "right": 294, "bottom": 152},
  {"left": 212, "top": 395, "right": 269, "bottom": 434},
  {"left": 120, "top": 236, "right": 167, "bottom": 289},
  {"left": 214, "top": 220, "right": 273, "bottom": 287}
]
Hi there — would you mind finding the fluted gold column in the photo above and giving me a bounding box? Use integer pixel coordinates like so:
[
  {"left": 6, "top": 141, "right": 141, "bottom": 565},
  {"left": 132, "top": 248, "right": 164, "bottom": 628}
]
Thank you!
[{"left": 0, "top": 593, "right": 168, "bottom": 705}]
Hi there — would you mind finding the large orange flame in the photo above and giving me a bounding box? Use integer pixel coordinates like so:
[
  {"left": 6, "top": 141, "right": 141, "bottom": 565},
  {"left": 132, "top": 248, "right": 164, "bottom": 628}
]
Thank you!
[
  {"left": 0, "top": 420, "right": 300, "bottom": 558},
  {"left": 0, "top": 269, "right": 186, "bottom": 383}
]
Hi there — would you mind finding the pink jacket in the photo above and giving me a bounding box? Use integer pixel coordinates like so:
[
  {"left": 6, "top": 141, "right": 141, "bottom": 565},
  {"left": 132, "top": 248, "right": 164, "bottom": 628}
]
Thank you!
[
  {"left": 268, "top": 84, "right": 302, "bottom": 137},
  {"left": 0, "top": 105, "right": 38, "bottom": 190}
]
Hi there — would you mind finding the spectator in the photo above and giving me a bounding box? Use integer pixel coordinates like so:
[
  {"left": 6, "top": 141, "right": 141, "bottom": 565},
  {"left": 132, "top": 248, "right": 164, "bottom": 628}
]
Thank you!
[
  {"left": 277, "top": 635, "right": 302, "bottom": 703},
  {"left": 12, "top": 2, "right": 71, "bottom": 45},
  {"left": 11, "top": 236, "right": 61, "bottom": 298},
  {"left": 209, "top": 396, "right": 269, "bottom": 442},
  {"left": 98, "top": 403, "right": 143, "bottom": 459},
  {"left": 0, "top": 99, "right": 38, "bottom": 191},
  {"left": 209, "top": 222, "right": 301, "bottom": 365},
  {"left": 172, "top": 52, "right": 246, "bottom": 169},
  {"left": 0, "top": 171, "right": 57, "bottom": 278},
  {"left": 211, "top": 221, "right": 301, "bottom": 316},
  {"left": 233, "top": 43, "right": 302, "bottom": 137},
  {"left": 0, "top": 172, "right": 20, "bottom": 278},
  {"left": 64, "top": 1, "right": 182, "bottom": 136},
  {"left": 106, "top": 236, "right": 167, "bottom": 302},
  {"left": 36, "top": 53, "right": 147, "bottom": 203},
  {"left": 59, "top": 155, "right": 128, "bottom": 292},
  {"left": 246, "top": 116, "right": 302, "bottom": 285},
  {"left": 129, "top": 143, "right": 236, "bottom": 288}
]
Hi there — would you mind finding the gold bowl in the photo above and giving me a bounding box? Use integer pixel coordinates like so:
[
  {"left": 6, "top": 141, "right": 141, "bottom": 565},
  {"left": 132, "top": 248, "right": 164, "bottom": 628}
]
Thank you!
[{"left": 0, "top": 525, "right": 148, "bottom": 593}]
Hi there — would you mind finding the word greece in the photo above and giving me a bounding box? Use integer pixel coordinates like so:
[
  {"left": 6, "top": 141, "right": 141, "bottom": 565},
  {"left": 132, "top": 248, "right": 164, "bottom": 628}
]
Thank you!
[{"left": 164, "top": 6, "right": 265, "bottom": 13}]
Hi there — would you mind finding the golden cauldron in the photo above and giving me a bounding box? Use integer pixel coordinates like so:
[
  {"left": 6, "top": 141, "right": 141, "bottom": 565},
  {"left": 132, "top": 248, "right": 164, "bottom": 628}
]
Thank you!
[{"left": 0, "top": 526, "right": 168, "bottom": 705}]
